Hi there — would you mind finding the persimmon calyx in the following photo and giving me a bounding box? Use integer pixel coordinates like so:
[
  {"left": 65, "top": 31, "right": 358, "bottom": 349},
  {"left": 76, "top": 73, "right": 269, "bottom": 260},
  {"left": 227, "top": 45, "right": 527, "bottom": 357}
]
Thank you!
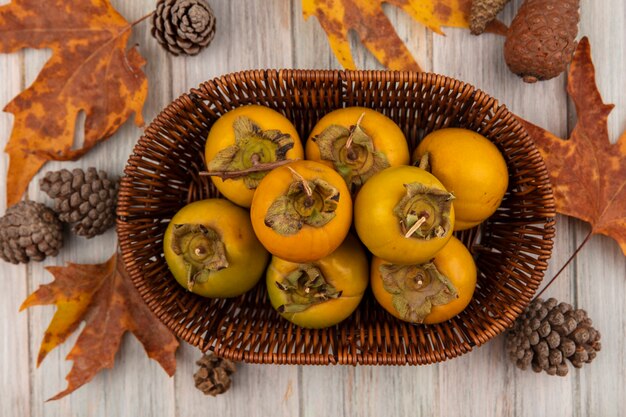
[
  {"left": 205, "top": 116, "right": 294, "bottom": 188},
  {"left": 314, "top": 115, "right": 389, "bottom": 192},
  {"left": 276, "top": 265, "right": 342, "bottom": 313},
  {"left": 264, "top": 174, "right": 340, "bottom": 236},
  {"left": 170, "top": 223, "right": 229, "bottom": 290},
  {"left": 379, "top": 262, "right": 458, "bottom": 323},
  {"left": 394, "top": 182, "right": 454, "bottom": 240}
]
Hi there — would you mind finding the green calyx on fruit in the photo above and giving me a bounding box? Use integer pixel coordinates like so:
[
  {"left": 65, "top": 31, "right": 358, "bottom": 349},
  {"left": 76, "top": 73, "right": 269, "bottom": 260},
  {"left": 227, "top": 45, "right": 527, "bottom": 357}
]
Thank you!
[
  {"left": 314, "top": 113, "right": 389, "bottom": 192},
  {"left": 205, "top": 116, "right": 294, "bottom": 188},
  {"left": 379, "top": 262, "right": 458, "bottom": 323},
  {"left": 394, "top": 182, "right": 454, "bottom": 239},
  {"left": 275, "top": 264, "right": 342, "bottom": 313},
  {"left": 170, "top": 223, "right": 229, "bottom": 290},
  {"left": 264, "top": 168, "right": 340, "bottom": 236}
]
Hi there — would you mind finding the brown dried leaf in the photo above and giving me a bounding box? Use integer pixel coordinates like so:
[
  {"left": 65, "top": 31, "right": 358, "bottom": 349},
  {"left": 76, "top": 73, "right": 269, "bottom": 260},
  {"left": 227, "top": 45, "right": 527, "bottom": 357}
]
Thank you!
[
  {"left": 0, "top": 0, "right": 148, "bottom": 205},
  {"left": 521, "top": 37, "right": 626, "bottom": 256},
  {"left": 20, "top": 253, "right": 178, "bottom": 400},
  {"left": 302, "top": 0, "right": 507, "bottom": 71}
]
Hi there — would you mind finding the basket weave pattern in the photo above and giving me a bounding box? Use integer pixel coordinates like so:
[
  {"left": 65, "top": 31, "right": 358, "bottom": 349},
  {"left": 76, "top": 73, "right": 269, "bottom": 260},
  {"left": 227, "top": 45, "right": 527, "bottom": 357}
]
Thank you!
[{"left": 117, "top": 70, "right": 556, "bottom": 365}]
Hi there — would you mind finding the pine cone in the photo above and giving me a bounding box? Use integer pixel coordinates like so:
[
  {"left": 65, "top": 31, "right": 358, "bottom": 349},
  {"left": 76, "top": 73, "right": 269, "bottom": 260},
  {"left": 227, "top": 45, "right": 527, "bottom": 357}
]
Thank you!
[
  {"left": 194, "top": 353, "right": 236, "bottom": 396},
  {"left": 151, "top": 0, "right": 216, "bottom": 56},
  {"left": 504, "top": 0, "right": 580, "bottom": 83},
  {"left": 470, "top": 0, "right": 510, "bottom": 35},
  {"left": 506, "top": 298, "right": 601, "bottom": 376},
  {"left": 0, "top": 201, "right": 63, "bottom": 264},
  {"left": 40, "top": 168, "right": 119, "bottom": 239}
]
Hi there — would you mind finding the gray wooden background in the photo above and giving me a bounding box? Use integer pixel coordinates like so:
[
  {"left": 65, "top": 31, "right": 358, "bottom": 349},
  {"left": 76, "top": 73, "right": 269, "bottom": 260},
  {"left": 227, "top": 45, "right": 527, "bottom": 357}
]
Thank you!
[{"left": 1, "top": 0, "right": 625, "bottom": 416}]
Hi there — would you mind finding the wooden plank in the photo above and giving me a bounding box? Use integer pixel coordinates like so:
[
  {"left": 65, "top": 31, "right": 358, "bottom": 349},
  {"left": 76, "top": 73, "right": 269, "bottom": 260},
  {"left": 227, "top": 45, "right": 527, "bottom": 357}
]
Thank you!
[
  {"left": 20, "top": 1, "right": 177, "bottom": 415},
  {"left": 171, "top": 2, "right": 300, "bottom": 416},
  {"left": 293, "top": 5, "right": 439, "bottom": 417},
  {"left": 170, "top": 0, "right": 295, "bottom": 97},
  {"left": 288, "top": 5, "right": 354, "bottom": 416},
  {"left": 174, "top": 344, "right": 299, "bottom": 417},
  {"left": 1, "top": 0, "right": 623, "bottom": 415},
  {"left": 437, "top": 346, "right": 514, "bottom": 416},
  {"left": 574, "top": 230, "right": 626, "bottom": 417},
  {"left": 432, "top": 1, "right": 576, "bottom": 416},
  {"left": 573, "top": 2, "right": 626, "bottom": 416},
  {"left": 0, "top": 50, "right": 32, "bottom": 417},
  {"left": 289, "top": 2, "right": 351, "bottom": 414}
]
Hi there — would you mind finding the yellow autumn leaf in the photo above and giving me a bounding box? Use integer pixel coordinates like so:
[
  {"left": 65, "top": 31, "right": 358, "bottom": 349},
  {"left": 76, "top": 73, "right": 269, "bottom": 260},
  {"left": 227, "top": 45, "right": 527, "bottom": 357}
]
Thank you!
[{"left": 302, "top": 0, "right": 506, "bottom": 71}]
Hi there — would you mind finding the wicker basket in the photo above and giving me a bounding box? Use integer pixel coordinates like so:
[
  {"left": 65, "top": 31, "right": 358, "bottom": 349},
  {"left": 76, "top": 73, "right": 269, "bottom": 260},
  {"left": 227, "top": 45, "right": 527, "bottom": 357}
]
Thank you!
[{"left": 117, "top": 69, "right": 556, "bottom": 365}]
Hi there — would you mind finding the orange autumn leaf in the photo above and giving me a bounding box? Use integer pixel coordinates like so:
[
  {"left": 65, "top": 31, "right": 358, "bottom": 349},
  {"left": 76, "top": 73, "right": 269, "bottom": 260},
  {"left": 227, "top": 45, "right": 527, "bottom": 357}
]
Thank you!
[
  {"left": 302, "top": 0, "right": 506, "bottom": 71},
  {"left": 20, "top": 253, "right": 178, "bottom": 401},
  {"left": 521, "top": 37, "right": 626, "bottom": 256},
  {"left": 0, "top": 0, "right": 148, "bottom": 206}
]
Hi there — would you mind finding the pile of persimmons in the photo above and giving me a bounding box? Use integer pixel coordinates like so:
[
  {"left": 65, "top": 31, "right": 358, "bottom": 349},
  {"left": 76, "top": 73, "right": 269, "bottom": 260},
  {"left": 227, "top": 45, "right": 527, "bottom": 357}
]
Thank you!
[{"left": 163, "top": 105, "right": 508, "bottom": 328}]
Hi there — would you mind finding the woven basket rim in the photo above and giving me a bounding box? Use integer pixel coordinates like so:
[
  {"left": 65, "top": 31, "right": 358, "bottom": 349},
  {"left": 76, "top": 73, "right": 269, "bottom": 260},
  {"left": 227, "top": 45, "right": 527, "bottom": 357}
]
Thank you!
[{"left": 117, "top": 69, "right": 556, "bottom": 365}]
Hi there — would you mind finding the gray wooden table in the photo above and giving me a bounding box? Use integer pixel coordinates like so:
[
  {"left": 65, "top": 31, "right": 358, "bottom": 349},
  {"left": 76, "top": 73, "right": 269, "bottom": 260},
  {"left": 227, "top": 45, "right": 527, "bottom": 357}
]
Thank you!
[{"left": 1, "top": 1, "right": 625, "bottom": 416}]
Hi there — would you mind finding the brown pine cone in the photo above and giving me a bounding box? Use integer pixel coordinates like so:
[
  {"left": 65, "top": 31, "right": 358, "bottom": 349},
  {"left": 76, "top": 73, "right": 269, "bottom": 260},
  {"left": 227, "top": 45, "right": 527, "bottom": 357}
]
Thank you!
[
  {"left": 504, "top": 0, "right": 580, "bottom": 83},
  {"left": 194, "top": 353, "right": 236, "bottom": 396},
  {"left": 470, "top": 0, "right": 511, "bottom": 35},
  {"left": 40, "top": 168, "right": 118, "bottom": 239},
  {"left": 0, "top": 201, "right": 63, "bottom": 264},
  {"left": 506, "top": 298, "right": 601, "bottom": 376},
  {"left": 151, "top": 0, "right": 217, "bottom": 56}
]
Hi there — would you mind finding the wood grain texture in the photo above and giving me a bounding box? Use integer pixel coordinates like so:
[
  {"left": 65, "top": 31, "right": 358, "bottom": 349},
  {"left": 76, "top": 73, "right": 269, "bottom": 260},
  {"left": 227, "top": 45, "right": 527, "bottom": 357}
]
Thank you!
[
  {"left": 0, "top": 0, "right": 624, "bottom": 416},
  {"left": 0, "top": 49, "right": 31, "bottom": 417},
  {"left": 572, "top": 3, "right": 626, "bottom": 416},
  {"left": 433, "top": 2, "right": 575, "bottom": 415},
  {"left": 169, "top": 4, "right": 300, "bottom": 416},
  {"left": 15, "top": 2, "right": 176, "bottom": 416},
  {"left": 293, "top": 5, "right": 439, "bottom": 413}
]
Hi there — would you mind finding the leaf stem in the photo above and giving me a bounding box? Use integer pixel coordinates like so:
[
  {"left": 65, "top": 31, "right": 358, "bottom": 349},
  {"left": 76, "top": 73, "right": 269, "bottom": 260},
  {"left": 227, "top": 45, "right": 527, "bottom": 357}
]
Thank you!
[
  {"left": 534, "top": 229, "right": 593, "bottom": 299},
  {"left": 130, "top": 12, "right": 155, "bottom": 28}
]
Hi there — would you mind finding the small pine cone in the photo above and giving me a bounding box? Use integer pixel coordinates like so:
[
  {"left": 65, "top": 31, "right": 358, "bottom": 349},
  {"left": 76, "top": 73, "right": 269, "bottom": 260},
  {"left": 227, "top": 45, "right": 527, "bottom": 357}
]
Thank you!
[
  {"left": 469, "top": 0, "right": 510, "bottom": 35},
  {"left": 506, "top": 298, "right": 601, "bottom": 377},
  {"left": 504, "top": 0, "right": 580, "bottom": 83},
  {"left": 40, "top": 168, "right": 119, "bottom": 239},
  {"left": 0, "top": 201, "right": 63, "bottom": 264},
  {"left": 194, "top": 353, "right": 236, "bottom": 396},
  {"left": 151, "top": 0, "right": 216, "bottom": 56}
]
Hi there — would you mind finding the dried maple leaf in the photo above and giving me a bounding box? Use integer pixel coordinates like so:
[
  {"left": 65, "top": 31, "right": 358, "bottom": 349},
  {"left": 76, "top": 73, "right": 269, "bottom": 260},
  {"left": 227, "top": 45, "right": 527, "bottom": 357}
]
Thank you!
[
  {"left": 302, "top": 0, "right": 507, "bottom": 71},
  {"left": 0, "top": 0, "right": 148, "bottom": 206},
  {"left": 20, "top": 253, "right": 178, "bottom": 401},
  {"left": 521, "top": 37, "right": 626, "bottom": 256}
]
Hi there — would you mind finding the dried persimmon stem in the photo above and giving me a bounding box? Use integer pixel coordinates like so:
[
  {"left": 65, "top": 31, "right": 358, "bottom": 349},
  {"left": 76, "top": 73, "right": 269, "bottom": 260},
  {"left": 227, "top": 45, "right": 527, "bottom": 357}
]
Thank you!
[
  {"left": 345, "top": 112, "right": 366, "bottom": 150},
  {"left": 200, "top": 159, "right": 293, "bottom": 180},
  {"left": 418, "top": 153, "right": 430, "bottom": 171},
  {"left": 404, "top": 216, "right": 427, "bottom": 238},
  {"left": 287, "top": 167, "right": 312, "bottom": 197}
]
